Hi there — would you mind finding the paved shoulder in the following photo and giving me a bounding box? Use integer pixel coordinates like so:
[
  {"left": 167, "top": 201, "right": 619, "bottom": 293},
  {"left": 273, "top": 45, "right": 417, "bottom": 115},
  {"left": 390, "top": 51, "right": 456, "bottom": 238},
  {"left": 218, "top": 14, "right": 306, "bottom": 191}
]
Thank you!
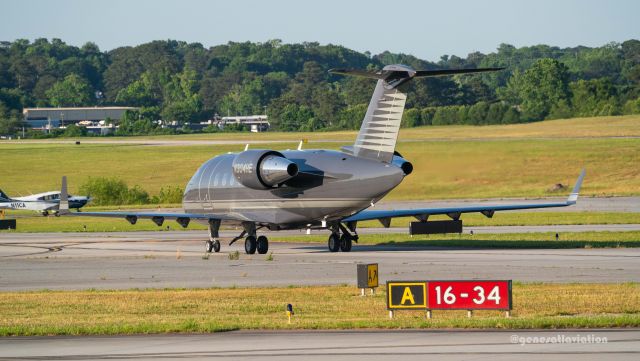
[{"left": 0, "top": 330, "right": 637, "bottom": 360}]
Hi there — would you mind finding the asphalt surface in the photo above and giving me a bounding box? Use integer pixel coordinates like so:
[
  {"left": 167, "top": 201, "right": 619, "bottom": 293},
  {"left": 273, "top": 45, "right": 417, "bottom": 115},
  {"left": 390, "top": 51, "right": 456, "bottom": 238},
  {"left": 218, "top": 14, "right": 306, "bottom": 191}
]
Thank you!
[
  {"left": 1, "top": 228, "right": 639, "bottom": 290},
  {"left": 0, "top": 330, "right": 637, "bottom": 360}
]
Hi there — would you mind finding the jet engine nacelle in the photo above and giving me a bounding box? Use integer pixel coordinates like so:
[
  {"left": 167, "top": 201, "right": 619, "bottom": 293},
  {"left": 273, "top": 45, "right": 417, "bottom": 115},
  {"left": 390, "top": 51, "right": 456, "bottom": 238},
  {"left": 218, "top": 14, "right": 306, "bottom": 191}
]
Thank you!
[
  {"left": 232, "top": 150, "right": 299, "bottom": 190},
  {"left": 392, "top": 152, "right": 413, "bottom": 175}
]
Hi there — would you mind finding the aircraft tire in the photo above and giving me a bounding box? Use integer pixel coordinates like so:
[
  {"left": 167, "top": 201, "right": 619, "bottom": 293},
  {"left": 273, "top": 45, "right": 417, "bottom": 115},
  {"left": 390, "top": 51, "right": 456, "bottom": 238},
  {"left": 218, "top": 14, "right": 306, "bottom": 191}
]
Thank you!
[
  {"left": 212, "top": 239, "right": 221, "bottom": 253},
  {"left": 328, "top": 233, "right": 340, "bottom": 252},
  {"left": 205, "top": 240, "right": 214, "bottom": 253},
  {"left": 245, "top": 236, "right": 257, "bottom": 254},
  {"left": 339, "top": 234, "right": 352, "bottom": 252},
  {"left": 257, "top": 235, "right": 269, "bottom": 254}
]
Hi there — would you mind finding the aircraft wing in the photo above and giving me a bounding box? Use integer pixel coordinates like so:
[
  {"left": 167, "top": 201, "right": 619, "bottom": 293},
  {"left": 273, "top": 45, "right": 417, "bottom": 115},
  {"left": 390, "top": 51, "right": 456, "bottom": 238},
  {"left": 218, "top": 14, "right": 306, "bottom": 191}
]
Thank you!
[
  {"left": 343, "top": 170, "right": 585, "bottom": 224},
  {"left": 65, "top": 208, "right": 246, "bottom": 223},
  {"left": 58, "top": 177, "right": 248, "bottom": 227}
]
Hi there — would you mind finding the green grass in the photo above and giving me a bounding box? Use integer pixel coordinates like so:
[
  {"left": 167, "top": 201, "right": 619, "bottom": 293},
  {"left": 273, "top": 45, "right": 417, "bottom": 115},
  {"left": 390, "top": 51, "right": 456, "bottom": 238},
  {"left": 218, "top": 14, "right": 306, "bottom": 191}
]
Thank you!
[
  {"left": 2, "top": 211, "right": 637, "bottom": 233},
  {"left": 270, "top": 231, "right": 640, "bottom": 249},
  {"left": 14, "top": 114, "right": 639, "bottom": 142},
  {"left": 0, "top": 283, "right": 638, "bottom": 336},
  {"left": 1, "top": 138, "right": 639, "bottom": 200},
  {"left": 1, "top": 115, "right": 638, "bottom": 200}
]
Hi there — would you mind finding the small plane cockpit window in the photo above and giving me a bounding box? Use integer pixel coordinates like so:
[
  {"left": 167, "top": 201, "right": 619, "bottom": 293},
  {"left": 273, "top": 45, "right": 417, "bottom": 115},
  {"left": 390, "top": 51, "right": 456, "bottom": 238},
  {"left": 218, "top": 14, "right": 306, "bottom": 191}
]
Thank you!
[{"left": 221, "top": 172, "right": 228, "bottom": 187}]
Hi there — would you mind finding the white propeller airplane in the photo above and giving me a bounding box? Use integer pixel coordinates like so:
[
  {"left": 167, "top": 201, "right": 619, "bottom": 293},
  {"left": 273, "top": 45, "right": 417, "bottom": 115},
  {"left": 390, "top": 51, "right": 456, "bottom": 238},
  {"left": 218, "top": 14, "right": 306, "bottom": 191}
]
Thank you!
[{"left": 0, "top": 189, "right": 90, "bottom": 216}]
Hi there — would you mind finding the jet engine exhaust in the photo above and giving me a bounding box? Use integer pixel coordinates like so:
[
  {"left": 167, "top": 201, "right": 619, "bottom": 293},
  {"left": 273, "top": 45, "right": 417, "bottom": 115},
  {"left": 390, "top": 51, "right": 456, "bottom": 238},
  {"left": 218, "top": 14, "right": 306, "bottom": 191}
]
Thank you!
[{"left": 260, "top": 155, "right": 299, "bottom": 186}]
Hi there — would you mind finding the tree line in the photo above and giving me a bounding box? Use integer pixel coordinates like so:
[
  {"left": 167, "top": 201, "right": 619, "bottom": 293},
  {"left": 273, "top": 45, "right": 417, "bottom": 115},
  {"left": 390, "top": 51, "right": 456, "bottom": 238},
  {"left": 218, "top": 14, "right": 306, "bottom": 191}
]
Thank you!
[{"left": 0, "top": 38, "right": 639, "bottom": 136}]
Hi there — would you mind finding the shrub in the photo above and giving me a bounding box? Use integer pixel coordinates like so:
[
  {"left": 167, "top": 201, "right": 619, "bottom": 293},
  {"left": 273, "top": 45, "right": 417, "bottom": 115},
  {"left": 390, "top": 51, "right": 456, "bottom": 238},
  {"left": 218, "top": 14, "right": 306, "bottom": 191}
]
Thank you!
[{"left": 79, "top": 177, "right": 149, "bottom": 205}]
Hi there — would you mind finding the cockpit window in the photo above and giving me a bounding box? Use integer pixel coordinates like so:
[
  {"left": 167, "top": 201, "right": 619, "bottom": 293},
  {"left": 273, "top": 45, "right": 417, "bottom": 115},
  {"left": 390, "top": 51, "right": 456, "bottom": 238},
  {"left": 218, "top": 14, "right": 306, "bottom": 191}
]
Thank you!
[{"left": 221, "top": 172, "right": 228, "bottom": 187}]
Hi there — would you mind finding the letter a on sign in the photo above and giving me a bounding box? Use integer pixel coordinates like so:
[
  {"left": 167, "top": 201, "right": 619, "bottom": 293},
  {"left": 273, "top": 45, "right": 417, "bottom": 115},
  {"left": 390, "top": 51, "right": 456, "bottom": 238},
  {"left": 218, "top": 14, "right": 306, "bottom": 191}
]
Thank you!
[
  {"left": 387, "top": 282, "right": 427, "bottom": 309},
  {"left": 401, "top": 287, "right": 415, "bottom": 305}
]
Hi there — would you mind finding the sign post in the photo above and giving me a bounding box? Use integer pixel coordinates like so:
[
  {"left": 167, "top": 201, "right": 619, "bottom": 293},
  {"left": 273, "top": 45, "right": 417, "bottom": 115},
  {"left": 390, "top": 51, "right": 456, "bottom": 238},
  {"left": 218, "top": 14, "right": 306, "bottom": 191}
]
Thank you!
[{"left": 357, "top": 263, "right": 379, "bottom": 296}]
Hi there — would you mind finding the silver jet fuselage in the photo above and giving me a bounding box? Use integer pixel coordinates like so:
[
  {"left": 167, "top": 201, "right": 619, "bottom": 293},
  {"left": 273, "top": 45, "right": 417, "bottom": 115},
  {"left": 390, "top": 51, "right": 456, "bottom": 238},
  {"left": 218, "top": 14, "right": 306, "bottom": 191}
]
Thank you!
[{"left": 183, "top": 149, "right": 406, "bottom": 228}]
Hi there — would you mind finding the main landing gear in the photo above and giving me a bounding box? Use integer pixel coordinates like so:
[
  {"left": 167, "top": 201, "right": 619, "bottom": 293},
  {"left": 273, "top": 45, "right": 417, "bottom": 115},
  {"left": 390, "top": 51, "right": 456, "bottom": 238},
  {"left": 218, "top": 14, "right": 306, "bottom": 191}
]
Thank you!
[
  {"left": 327, "top": 223, "right": 358, "bottom": 252},
  {"left": 242, "top": 235, "right": 269, "bottom": 255},
  {"left": 204, "top": 220, "right": 269, "bottom": 255}
]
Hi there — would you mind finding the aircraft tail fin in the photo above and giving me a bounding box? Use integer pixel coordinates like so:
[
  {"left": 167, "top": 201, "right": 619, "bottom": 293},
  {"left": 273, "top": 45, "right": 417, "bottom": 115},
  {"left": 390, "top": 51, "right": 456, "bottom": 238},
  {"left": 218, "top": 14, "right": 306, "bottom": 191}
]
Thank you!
[
  {"left": 59, "top": 176, "right": 69, "bottom": 214},
  {"left": 0, "top": 189, "right": 10, "bottom": 201},
  {"left": 330, "top": 65, "right": 503, "bottom": 163}
]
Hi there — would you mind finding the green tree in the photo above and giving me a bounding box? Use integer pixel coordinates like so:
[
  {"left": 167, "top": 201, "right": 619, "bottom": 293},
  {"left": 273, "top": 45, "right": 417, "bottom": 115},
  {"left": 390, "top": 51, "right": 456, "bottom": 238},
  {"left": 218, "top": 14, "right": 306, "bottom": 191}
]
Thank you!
[
  {"left": 46, "top": 73, "right": 93, "bottom": 107},
  {"left": 62, "top": 124, "right": 87, "bottom": 137},
  {"left": 401, "top": 108, "right": 421, "bottom": 128},
  {"left": 517, "top": 59, "right": 571, "bottom": 120},
  {"left": 570, "top": 78, "right": 619, "bottom": 117}
]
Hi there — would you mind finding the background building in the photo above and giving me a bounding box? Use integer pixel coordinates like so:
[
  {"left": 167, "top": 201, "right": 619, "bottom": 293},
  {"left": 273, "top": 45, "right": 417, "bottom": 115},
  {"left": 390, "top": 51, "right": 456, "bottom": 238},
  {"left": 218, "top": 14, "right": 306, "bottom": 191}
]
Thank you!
[{"left": 23, "top": 107, "right": 137, "bottom": 135}]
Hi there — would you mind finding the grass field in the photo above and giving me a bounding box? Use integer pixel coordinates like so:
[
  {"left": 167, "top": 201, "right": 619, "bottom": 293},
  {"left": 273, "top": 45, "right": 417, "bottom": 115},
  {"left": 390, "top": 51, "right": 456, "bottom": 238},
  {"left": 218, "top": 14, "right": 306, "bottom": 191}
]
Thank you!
[
  {"left": 1, "top": 115, "right": 638, "bottom": 200},
  {"left": 0, "top": 283, "right": 638, "bottom": 336},
  {"left": 1, "top": 138, "right": 638, "bottom": 200},
  {"left": 15, "top": 114, "right": 638, "bottom": 142},
  {"left": 2, "top": 211, "right": 638, "bottom": 233}
]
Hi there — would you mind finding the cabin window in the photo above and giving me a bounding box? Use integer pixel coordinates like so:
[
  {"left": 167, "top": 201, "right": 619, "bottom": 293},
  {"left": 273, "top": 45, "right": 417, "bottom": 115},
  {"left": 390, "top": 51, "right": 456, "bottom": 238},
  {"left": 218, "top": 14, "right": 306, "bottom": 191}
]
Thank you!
[{"left": 213, "top": 172, "right": 221, "bottom": 187}]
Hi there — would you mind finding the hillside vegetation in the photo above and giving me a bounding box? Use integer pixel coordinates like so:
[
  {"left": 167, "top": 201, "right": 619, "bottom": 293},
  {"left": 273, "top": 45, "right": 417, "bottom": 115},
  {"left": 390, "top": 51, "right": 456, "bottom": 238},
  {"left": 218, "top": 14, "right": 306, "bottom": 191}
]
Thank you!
[{"left": 1, "top": 39, "right": 640, "bottom": 137}]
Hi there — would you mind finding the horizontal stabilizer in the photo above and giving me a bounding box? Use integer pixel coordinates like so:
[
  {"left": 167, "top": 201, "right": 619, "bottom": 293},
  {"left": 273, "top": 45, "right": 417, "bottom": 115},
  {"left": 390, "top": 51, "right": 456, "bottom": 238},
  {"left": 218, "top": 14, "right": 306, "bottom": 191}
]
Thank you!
[
  {"left": 415, "top": 67, "right": 504, "bottom": 77},
  {"left": 329, "top": 66, "right": 503, "bottom": 80}
]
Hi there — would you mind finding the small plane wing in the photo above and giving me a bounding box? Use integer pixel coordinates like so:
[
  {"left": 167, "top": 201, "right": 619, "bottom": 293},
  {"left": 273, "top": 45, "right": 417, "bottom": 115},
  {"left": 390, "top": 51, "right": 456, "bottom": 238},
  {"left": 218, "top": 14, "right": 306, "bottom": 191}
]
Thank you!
[
  {"left": 58, "top": 176, "right": 247, "bottom": 227},
  {"left": 343, "top": 170, "right": 586, "bottom": 224}
]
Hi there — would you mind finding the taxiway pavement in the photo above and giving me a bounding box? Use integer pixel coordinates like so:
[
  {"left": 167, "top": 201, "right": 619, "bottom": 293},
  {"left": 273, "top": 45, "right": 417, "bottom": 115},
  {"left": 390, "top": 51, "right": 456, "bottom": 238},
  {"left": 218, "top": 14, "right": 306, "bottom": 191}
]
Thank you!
[
  {"left": 0, "top": 329, "right": 637, "bottom": 360},
  {"left": 1, "top": 228, "right": 639, "bottom": 290}
]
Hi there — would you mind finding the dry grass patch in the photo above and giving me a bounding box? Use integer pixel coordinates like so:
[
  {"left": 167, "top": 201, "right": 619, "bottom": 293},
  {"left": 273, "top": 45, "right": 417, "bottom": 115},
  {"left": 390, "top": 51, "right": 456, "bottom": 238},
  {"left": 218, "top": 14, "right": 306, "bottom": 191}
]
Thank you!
[{"left": 0, "top": 283, "right": 638, "bottom": 336}]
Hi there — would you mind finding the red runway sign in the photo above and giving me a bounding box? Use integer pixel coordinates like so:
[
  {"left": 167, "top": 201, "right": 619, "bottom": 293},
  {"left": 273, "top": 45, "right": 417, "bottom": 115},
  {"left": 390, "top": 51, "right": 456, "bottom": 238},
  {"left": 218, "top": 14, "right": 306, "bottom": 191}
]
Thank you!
[{"left": 426, "top": 280, "right": 512, "bottom": 310}]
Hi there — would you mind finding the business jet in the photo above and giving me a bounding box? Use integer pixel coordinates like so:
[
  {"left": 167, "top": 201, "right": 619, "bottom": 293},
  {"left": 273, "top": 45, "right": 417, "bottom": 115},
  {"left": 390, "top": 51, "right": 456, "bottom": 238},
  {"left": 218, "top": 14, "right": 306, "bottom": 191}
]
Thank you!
[{"left": 58, "top": 64, "right": 585, "bottom": 253}]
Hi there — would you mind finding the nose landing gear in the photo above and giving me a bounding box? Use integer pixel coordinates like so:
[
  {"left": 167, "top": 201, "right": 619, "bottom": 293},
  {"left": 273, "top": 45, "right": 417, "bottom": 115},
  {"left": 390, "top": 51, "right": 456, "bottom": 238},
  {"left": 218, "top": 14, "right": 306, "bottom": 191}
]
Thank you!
[{"left": 205, "top": 219, "right": 221, "bottom": 253}]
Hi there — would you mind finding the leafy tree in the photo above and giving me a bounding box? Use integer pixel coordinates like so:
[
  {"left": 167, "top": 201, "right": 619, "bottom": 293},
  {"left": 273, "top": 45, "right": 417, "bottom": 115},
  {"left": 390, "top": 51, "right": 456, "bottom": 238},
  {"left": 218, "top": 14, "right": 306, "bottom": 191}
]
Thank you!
[
  {"left": 516, "top": 58, "right": 571, "bottom": 120},
  {"left": 570, "top": 78, "right": 619, "bottom": 116},
  {"left": 62, "top": 124, "right": 87, "bottom": 137},
  {"left": 46, "top": 73, "right": 93, "bottom": 107},
  {"left": 401, "top": 108, "right": 421, "bottom": 128}
]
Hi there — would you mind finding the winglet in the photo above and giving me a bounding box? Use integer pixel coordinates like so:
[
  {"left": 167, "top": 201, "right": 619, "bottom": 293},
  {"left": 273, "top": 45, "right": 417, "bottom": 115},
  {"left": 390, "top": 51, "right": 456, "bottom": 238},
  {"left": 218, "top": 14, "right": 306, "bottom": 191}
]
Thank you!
[
  {"left": 567, "top": 169, "right": 586, "bottom": 205},
  {"left": 59, "top": 176, "right": 69, "bottom": 214}
]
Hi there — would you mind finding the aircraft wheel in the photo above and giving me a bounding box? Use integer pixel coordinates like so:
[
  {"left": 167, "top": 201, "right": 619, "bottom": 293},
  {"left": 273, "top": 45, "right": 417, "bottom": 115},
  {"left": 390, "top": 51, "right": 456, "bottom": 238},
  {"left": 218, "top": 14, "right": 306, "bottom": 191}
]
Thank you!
[
  {"left": 212, "top": 239, "right": 221, "bottom": 253},
  {"left": 328, "top": 233, "right": 340, "bottom": 252},
  {"left": 41, "top": 211, "right": 49, "bottom": 217},
  {"left": 205, "top": 240, "right": 214, "bottom": 253},
  {"left": 257, "top": 235, "right": 269, "bottom": 254},
  {"left": 340, "top": 234, "right": 352, "bottom": 252},
  {"left": 54, "top": 211, "right": 60, "bottom": 217},
  {"left": 245, "top": 236, "right": 257, "bottom": 254}
]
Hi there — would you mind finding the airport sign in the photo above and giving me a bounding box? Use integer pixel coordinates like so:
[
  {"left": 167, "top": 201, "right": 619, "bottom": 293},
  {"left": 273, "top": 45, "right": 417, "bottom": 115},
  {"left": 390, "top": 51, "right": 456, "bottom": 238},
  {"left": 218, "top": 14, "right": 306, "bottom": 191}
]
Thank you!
[
  {"left": 387, "top": 280, "right": 512, "bottom": 312},
  {"left": 357, "top": 263, "right": 379, "bottom": 289},
  {"left": 386, "top": 281, "right": 428, "bottom": 309},
  {"left": 427, "top": 280, "right": 512, "bottom": 310}
]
